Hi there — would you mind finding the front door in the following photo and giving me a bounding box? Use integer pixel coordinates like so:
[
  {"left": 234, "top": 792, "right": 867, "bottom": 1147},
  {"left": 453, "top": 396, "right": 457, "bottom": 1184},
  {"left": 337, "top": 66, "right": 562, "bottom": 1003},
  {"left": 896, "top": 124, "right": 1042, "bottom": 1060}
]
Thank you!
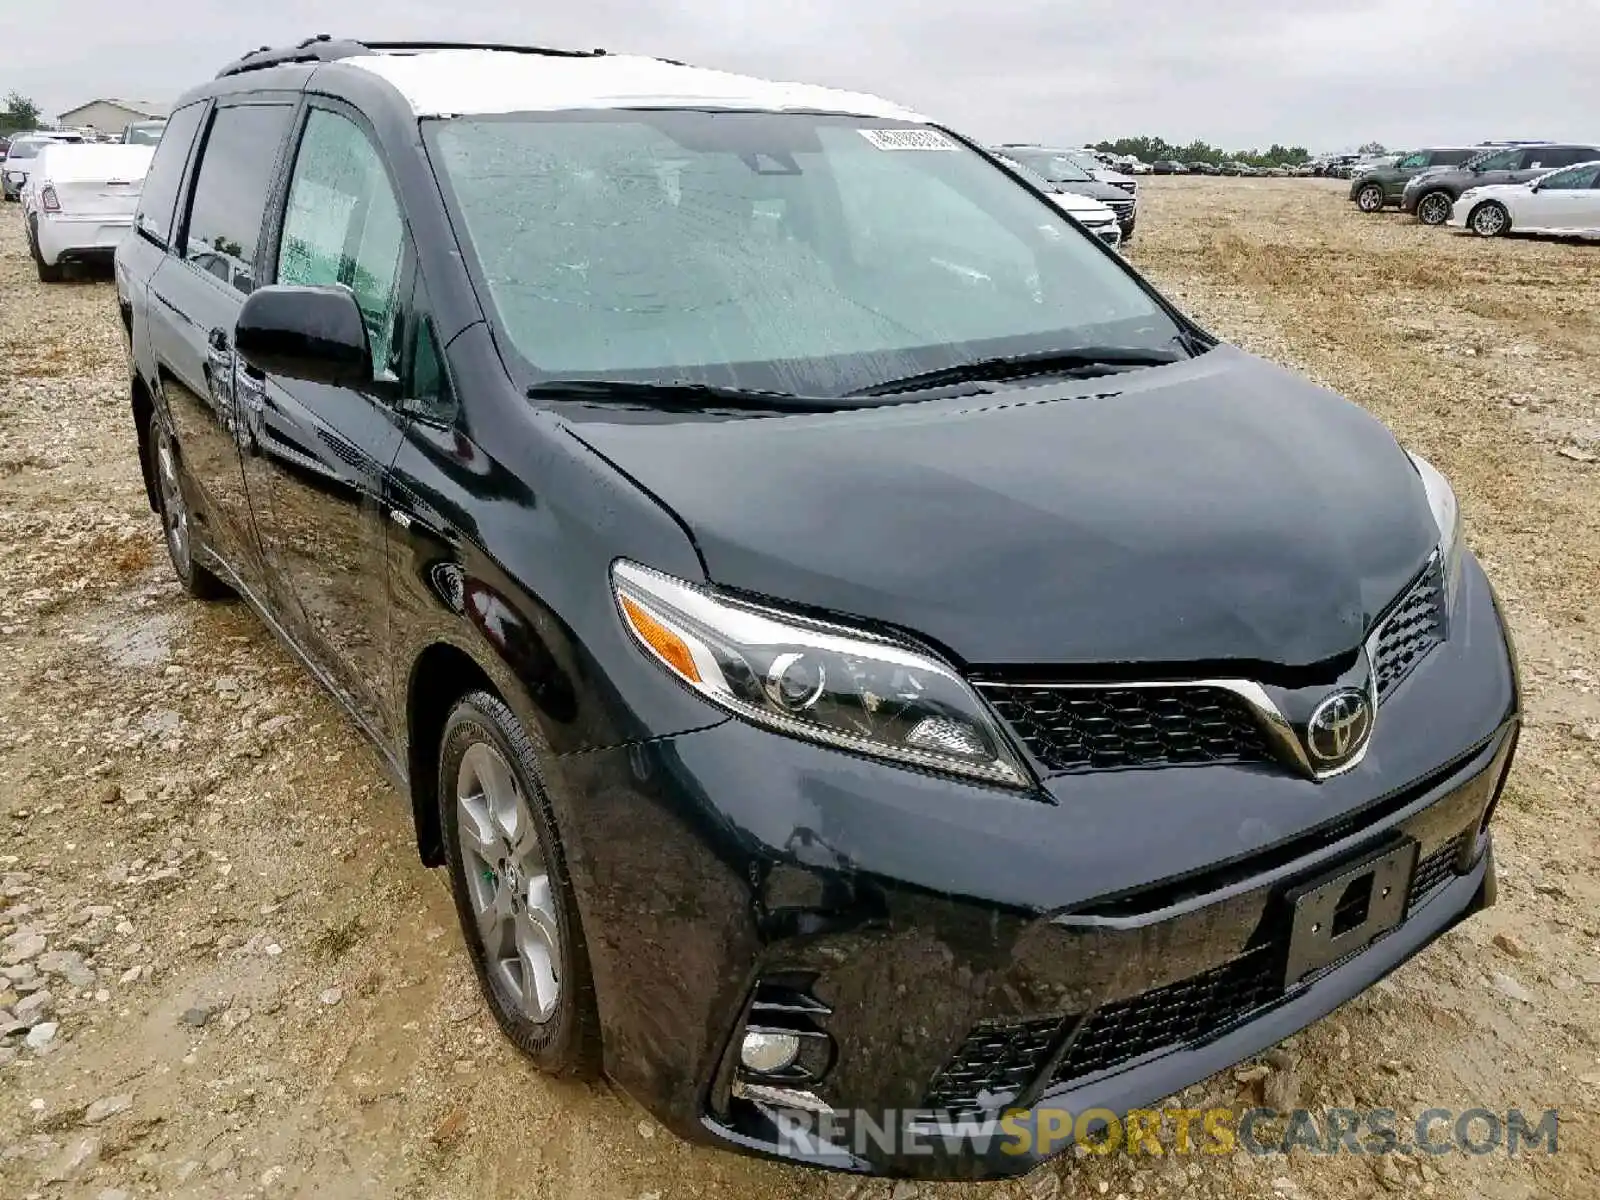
[
  {"left": 1522, "top": 163, "right": 1600, "bottom": 231},
  {"left": 241, "top": 102, "right": 411, "bottom": 743}
]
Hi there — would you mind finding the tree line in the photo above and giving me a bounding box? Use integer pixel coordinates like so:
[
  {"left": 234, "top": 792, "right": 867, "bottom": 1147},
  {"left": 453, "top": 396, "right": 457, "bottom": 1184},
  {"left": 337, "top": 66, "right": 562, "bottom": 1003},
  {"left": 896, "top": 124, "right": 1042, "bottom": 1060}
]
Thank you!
[
  {"left": 1089, "top": 136, "right": 1316, "bottom": 168},
  {"left": 2, "top": 91, "right": 43, "bottom": 135}
]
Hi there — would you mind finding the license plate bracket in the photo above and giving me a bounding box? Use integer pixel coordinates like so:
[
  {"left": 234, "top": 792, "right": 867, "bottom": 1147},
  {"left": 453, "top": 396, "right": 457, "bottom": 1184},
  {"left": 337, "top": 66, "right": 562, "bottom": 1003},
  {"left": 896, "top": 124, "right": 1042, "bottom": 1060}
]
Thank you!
[{"left": 1283, "top": 838, "right": 1417, "bottom": 986}]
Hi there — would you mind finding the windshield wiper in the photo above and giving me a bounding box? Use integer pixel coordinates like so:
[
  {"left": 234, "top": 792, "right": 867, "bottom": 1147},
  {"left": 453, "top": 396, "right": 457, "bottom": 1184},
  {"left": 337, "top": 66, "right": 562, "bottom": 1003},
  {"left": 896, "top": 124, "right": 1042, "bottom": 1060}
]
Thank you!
[
  {"left": 847, "top": 345, "right": 1187, "bottom": 398},
  {"left": 527, "top": 378, "right": 842, "bottom": 413}
]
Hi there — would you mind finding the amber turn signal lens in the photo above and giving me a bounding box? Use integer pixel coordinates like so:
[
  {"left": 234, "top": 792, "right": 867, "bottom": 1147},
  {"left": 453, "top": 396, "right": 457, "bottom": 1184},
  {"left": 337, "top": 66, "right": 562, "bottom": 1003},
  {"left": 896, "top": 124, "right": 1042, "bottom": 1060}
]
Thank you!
[{"left": 620, "top": 594, "right": 702, "bottom": 684}]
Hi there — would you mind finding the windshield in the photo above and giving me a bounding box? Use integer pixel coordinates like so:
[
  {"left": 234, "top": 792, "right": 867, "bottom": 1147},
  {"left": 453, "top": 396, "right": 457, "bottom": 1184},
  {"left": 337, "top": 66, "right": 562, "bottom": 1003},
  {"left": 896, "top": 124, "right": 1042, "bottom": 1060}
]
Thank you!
[
  {"left": 430, "top": 112, "right": 1181, "bottom": 397},
  {"left": 1003, "top": 149, "right": 1096, "bottom": 184},
  {"left": 6, "top": 141, "right": 41, "bottom": 161},
  {"left": 124, "top": 123, "right": 165, "bottom": 145}
]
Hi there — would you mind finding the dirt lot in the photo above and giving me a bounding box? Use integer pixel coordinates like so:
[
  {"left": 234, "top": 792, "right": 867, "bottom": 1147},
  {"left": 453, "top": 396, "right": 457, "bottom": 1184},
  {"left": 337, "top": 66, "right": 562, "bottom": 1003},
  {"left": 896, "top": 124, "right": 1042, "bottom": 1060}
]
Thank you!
[{"left": 1, "top": 179, "right": 1597, "bottom": 1200}]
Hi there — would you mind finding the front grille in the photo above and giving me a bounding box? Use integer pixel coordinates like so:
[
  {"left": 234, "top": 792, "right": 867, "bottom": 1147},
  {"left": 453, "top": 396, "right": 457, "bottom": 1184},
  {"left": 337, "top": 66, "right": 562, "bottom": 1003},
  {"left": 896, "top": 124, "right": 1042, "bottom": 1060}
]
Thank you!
[
  {"left": 1107, "top": 199, "right": 1135, "bottom": 220},
  {"left": 1373, "top": 556, "right": 1446, "bottom": 699},
  {"left": 1409, "top": 832, "right": 1467, "bottom": 909},
  {"left": 1048, "top": 944, "right": 1281, "bottom": 1086},
  {"left": 923, "top": 1017, "right": 1059, "bottom": 1116},
  {"left": 980, "top": 684, "right": 1273, "bottom": 773}
]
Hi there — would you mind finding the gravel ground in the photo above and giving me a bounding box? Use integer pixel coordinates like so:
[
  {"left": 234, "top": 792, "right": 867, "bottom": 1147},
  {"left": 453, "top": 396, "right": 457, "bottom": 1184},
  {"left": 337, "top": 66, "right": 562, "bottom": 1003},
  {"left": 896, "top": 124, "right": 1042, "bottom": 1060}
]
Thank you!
[{"left": 1, "top": 179, "right": 1597, "bottom": 1200}]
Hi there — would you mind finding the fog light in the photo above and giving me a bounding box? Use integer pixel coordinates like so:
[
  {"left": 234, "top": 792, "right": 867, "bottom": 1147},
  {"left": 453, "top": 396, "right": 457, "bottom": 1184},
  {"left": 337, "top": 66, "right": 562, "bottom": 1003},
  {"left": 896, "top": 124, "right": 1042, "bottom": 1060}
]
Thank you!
[{"left": 740, "top": 1030, "right": 801, "bottom": 1074}]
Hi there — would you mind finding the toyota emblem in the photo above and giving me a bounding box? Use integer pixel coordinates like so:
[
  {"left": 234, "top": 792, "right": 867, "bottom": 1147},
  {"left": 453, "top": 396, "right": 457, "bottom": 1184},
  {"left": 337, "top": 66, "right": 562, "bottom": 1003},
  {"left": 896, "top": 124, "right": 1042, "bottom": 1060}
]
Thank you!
[{"left": 1305, "top": 688, "right": 1374, "bottom": 766}]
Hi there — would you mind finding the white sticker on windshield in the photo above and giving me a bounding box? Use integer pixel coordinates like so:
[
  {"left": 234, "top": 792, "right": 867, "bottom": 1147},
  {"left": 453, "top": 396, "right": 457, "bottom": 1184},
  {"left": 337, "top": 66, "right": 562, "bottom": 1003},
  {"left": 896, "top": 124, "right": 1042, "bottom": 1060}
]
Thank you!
[{"left": 857, "top": 128, "right": 958, "bottom": 151}]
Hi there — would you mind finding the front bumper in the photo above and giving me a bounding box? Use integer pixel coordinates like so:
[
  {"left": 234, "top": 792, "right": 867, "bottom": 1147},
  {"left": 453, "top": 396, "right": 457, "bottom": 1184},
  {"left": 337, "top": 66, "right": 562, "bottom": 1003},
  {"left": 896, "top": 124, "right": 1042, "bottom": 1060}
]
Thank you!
[
  {"left": 1086, "top": 221, "right": 1122, "bottom": 250},
  {"left": 548, "top": 555, "right": 1518, "bottom": 1179},
  {"left": 1447, "top": 196, "right": 1483, "bottom": 229}
]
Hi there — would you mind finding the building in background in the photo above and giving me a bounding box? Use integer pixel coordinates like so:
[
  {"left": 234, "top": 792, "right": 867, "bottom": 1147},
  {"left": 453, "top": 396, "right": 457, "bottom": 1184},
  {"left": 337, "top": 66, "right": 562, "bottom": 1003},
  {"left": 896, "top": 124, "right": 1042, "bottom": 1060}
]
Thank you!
[{"left": 55, "top": 99, "right": 169, "bottom": 136}]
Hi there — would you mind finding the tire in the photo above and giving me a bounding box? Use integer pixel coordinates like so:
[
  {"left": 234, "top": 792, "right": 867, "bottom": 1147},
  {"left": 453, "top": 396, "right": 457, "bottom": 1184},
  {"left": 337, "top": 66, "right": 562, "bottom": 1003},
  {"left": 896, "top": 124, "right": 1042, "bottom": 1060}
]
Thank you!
[
  {"left": 1415, "top": 191, "right": 1453, "bottom": 226},
  {"left": 1356, "top": 183, "right": 1386, "bottom": 213},
  {"left": 149, "top": 418, "right": 229, "bottom": 599},
  {"left": 1469, "top": 201, "right": 1510, "bottom": 238},
  {"left": 438, "top": 690, "right": 601, "bottom": 1076},
  {"left": 27, "top": 215, "right": 64, "bottom": 283}
]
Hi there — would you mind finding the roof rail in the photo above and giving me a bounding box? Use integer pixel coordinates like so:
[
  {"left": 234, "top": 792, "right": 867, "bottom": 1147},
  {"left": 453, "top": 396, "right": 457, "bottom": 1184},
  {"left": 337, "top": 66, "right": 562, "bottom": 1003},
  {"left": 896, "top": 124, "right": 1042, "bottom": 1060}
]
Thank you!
[{"left": 215, "top": 34, "right": 606, "bottom": 79}]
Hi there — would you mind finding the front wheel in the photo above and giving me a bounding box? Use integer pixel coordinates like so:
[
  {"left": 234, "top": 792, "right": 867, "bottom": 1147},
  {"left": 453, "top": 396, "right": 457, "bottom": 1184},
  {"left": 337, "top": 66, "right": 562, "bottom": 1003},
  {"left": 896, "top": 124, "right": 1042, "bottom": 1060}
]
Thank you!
[
  {"left": 439, "top": 690, "right": 601, "bottom": 1076},
  {"left": 1416, "top": 191, "right": 1453, "bottom": 226},
  {"left": 1356, "top": 183, "right": 1386, "bottom": 213},
  {"left": 1469, "top": 201, "right": 1510, "bottom": 238}
]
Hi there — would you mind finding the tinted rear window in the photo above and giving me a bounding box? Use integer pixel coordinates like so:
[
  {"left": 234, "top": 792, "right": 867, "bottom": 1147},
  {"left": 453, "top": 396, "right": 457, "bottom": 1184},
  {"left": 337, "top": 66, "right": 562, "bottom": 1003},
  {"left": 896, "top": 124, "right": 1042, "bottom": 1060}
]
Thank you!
[
  {"left": 134, "top": 102, "right": 206, "bottom": 247},
  {"left": 181, "top": 103, "right": 295, "bottom": 294},
  {"left": 1432, "top": 150, "right": 1475, "bottom": 166}
]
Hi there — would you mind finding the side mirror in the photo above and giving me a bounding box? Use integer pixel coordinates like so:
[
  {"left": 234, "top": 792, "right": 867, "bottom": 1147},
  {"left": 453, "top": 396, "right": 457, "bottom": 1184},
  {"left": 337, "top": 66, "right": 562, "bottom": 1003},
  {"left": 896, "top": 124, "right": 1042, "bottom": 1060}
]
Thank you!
[{"left": 235, "top": 284, "right": 371, "bottom": 387}]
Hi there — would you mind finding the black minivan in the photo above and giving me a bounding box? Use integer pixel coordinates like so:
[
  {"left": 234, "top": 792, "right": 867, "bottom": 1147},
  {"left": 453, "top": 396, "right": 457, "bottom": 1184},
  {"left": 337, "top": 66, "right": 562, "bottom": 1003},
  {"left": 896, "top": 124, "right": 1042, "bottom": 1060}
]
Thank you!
[{"left": 116, "top": 37, "right": 1519, "bottom": 1180}]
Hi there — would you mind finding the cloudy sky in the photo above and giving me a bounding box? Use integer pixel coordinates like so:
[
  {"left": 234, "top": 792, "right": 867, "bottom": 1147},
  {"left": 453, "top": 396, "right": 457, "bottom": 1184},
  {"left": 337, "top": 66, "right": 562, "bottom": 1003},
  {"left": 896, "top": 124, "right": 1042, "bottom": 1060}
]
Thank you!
[{"left": 4, "top": 1, "right": 1594, "bottom": 152}]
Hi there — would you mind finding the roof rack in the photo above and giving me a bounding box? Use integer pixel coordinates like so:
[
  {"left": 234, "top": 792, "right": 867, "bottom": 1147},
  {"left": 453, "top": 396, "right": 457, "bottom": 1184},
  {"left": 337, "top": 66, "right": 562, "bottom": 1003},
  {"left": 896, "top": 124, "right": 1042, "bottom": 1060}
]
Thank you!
[{"left": 215, "top": 34, "right": 607, "bottom": 79}]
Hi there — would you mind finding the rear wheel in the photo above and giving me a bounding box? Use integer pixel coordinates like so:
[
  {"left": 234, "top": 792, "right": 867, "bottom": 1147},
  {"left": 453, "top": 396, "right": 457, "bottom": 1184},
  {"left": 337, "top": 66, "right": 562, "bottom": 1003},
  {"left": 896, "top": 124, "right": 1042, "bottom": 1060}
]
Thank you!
[
  {"left": 150, "top": 420, "right": 229, "bottom": 599},
  {"left": 1416, "top": 191, "right": 1453, "bottom": 226},
  {"left": 1356, "top": 183, "right": 1386, "bottom": 213},
  {"left": 27, "top": 215, "right": 63, "bottom": 283},
  {"left": 1469, "top": 201, "right": 1510, "bottom": 238},
  {"left": 439, "top": 690, "right": 601, "bottom": 1076}
]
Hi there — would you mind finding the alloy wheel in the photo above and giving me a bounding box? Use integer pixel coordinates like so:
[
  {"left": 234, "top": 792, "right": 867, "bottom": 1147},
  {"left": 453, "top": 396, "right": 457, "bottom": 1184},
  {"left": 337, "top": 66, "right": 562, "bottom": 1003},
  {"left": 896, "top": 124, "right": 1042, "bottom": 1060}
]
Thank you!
[
  {"left": 455, "top": 741, "right": 561, "bottom": 1022},
  {"left": 155, "top": 440, "right": 191, "bottom": 574},
  {"left": 1357, "top": 185, "right": 1384, "bottom": 213},
  {"left": 1471, "top": 203, "right": 1508, "bottom": 237},
  {"left": 1417, "top": 193, "right": 1451, "bottom": 226}
]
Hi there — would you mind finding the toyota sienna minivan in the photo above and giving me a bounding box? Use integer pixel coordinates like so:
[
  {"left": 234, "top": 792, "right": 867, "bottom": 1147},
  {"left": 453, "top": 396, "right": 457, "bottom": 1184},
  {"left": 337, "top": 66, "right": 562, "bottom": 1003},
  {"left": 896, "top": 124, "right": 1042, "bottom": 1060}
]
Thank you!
[{"left": 115, "top": 36, "right": 1519, "bottom": 1180}]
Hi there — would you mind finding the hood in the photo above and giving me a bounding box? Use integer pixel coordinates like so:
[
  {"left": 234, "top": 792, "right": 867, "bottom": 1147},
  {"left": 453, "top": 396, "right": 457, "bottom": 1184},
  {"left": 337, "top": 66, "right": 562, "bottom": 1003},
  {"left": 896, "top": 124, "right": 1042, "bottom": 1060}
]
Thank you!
[
  {"left": 1053, "top": 179, "right": 1130, "bottom": 204},
  {"left": 1046, "top": 191, "right": 1115, "bottom": 220},
  {"left": 568, "top": 347, "right": 1439, "bottom": 668}
]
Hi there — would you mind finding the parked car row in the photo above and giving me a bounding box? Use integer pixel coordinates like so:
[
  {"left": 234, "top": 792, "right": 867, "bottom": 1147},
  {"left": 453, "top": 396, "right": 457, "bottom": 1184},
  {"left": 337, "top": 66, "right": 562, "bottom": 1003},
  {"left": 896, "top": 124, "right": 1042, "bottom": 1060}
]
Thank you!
[
  {"left": 1349, "top": 140, "right": 1600, "bottom": 238},
  {"left": 1150, "top": 159, "right": 1311, "bottom": 177},
  {"left": 994, "top": 144, "right": 1139, "bottom": 240}
]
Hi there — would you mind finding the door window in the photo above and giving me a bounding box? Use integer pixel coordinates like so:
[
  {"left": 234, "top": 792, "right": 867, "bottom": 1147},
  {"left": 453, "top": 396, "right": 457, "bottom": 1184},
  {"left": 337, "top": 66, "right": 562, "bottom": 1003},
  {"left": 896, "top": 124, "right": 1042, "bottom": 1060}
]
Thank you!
[
  {"left": 276, "top": 109, "right": 406, "bottom": 380},
  {"left": 1398, "top": 152, "right": 1428, "bottom": 169},
  {"left": 133, "top": 101, "right": 206, "bottom": 247},
  {"left": 183, "top": 103, "right": 296, "bottom": 293},
  {"left": 1538, "top": 164, "right": 1600, "bottom": 190}
]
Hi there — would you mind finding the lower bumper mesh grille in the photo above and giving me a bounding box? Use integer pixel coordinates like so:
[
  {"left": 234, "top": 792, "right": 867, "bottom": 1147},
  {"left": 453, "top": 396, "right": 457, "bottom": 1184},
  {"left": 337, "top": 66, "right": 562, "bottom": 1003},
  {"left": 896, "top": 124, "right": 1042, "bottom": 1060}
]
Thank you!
[
  {"left": 922, "top": 1017, "right": 1059, "bottom": 1117},
  {"left": 1047, "top": 943, "right": 1281, "bottom": 1086},
  {"left": 924, "top": 827, "right": 1478, "bottom": 1113},
  {"left": 1409, "top": 832, "right": 1467, "bottom": 909}
]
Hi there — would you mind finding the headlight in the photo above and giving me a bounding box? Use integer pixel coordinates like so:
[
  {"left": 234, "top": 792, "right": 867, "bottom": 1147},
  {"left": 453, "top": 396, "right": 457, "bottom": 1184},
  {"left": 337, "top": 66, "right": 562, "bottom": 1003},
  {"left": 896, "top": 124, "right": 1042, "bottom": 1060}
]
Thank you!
[
  {"left": 612, "top": 561, "right": 1031, "bottom": 788},
  {"left": 1408, "top": 453, "right": 1464, "bottom": 606}
]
